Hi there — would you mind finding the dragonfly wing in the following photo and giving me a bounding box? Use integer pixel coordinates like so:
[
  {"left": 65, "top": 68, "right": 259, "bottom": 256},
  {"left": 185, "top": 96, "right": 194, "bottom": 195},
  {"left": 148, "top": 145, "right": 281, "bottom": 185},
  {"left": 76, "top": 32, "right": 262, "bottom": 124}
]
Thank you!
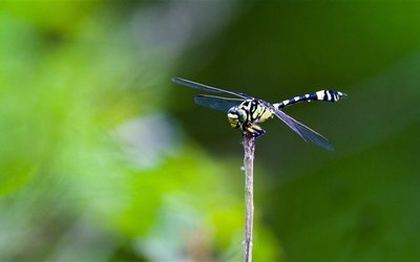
[
  {"left": 194, "top": 95, "right": 243, "bottom": 112},
  {"left": 272, "top": 108, "right": 334, "bottom": 151},
  {"left": 172, "top": 77, "right": 250, "bottom": 99}
]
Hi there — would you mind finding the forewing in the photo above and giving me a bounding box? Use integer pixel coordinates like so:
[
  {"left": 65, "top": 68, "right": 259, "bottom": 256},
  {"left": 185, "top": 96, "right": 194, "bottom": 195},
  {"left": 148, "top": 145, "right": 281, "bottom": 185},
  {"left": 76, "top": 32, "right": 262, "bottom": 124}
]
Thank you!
[
  {"left": 172, "top": 77, "right": 250, "bottom": 99},
  {"left": 194, "top": 95, "right": 243, "bottom": 112},
  {"left": 272, "top": 108, "right": 334, "bottom": 151}
]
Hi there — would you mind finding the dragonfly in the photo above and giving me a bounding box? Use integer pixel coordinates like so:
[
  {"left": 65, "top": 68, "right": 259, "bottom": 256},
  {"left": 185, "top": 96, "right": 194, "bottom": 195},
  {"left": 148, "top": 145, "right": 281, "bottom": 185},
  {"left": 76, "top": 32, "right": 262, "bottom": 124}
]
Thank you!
[{"left": 172, "top": 77, "right": 346, "bottom": 150}]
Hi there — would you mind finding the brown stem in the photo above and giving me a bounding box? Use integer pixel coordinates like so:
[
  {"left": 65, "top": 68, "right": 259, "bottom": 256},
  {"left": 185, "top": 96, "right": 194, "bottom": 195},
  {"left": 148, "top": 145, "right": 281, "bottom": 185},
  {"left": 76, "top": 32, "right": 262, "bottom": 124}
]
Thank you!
[{"left": 243, "top": 133, "right": 255, "bottom": 262}]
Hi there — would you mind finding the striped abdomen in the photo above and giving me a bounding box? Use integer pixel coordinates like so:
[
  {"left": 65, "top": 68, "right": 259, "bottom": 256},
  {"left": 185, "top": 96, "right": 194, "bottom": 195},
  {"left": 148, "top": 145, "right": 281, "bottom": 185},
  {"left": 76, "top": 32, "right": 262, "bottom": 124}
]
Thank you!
[{"left": 274, "top": 90, "right": 346, "bottom": 109}]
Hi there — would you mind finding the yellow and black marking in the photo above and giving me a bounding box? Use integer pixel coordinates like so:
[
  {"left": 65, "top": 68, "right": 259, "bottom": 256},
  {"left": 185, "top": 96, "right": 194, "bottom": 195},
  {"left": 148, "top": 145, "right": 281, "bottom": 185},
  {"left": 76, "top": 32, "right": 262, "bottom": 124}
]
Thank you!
[
  {"left": 274, "top": 90, "right": 346, "bottom": 109},
  {"left": 227, "top": 99, "right": 274, "bottom": 138}
]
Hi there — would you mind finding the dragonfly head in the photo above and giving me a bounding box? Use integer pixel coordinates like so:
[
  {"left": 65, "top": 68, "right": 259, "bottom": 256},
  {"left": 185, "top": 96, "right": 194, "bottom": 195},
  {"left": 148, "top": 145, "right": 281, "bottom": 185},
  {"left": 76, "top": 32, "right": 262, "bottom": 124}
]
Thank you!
[{"left": 227, "top": 106, "right": 247, "bottom": 128}]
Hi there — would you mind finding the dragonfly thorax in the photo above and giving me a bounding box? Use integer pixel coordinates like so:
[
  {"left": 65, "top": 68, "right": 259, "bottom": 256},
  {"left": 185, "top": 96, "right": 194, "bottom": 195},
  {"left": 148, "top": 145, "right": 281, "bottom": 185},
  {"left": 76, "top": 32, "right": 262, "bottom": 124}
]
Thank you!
[{"left": 227, "top": 99, "right": 273, "bottom": 137}]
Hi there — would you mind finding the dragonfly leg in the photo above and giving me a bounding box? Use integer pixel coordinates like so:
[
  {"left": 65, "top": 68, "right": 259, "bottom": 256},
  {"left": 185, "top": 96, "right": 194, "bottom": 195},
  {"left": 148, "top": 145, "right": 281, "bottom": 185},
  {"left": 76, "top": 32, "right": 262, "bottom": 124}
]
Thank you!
[{"left": 243, "top": 124, "right": 266, "bottom": 138}]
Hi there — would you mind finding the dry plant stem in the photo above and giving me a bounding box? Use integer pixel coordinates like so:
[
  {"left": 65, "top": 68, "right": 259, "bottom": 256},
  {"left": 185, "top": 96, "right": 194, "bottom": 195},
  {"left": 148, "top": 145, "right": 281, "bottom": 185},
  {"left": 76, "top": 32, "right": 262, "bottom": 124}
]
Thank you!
[{"left": 243, "top": 133, "right": 255, "bottom": 262}]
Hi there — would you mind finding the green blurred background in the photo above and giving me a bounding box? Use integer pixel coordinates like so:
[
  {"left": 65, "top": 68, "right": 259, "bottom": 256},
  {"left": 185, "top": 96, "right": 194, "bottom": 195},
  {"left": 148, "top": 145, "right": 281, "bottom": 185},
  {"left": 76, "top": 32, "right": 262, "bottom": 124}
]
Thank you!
[{"left": 1, "top": 1, "right": 420, "bottom": 261}]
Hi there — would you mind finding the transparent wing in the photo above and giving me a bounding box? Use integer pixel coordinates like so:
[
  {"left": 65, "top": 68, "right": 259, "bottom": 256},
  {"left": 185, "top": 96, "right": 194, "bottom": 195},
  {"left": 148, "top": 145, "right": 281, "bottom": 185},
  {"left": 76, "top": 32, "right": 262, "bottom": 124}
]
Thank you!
[
  {"left": 194, "top": 95, "right": 243, "bottom": 112},
  {"left": 172, "top": 77, "right": 251, "bottom": 99},
  {"left": 271, "top": 107, "right": 334, "bottom": 151}
]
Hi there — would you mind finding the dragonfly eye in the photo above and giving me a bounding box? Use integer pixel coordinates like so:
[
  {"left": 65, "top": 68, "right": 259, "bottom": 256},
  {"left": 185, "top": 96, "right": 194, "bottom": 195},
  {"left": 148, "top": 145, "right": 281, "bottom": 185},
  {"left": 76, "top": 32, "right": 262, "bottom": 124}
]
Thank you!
[
  {"left": 228, "top": 107, "right": 243, "bottom": 128},
  {"left": 237, "top": 109, "right": 247, "bottom": 122},
  {"left": 229, "top": 107, "right": 247, "bottom": 121}
]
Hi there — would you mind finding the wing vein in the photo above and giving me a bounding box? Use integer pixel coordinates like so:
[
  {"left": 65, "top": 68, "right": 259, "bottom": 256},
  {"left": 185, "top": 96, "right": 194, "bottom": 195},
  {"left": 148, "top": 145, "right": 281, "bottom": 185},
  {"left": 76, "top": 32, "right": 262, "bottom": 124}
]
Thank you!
[{"left": 172, "top": 77, "right": 250, "bottom": 99}]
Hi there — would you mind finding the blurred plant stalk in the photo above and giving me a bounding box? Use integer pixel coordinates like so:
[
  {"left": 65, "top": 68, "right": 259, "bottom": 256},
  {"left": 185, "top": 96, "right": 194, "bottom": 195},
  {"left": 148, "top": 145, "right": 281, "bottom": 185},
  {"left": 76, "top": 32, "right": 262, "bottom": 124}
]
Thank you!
[{"left": 243, "top": 134, "right": 255, "bottom": 262}]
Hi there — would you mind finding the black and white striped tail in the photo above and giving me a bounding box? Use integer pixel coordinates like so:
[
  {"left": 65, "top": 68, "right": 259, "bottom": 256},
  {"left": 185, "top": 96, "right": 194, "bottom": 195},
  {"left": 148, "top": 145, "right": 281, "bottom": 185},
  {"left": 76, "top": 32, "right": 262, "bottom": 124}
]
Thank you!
[{"left": 274, "top": 90, "right": 347, "bottom": 109}]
